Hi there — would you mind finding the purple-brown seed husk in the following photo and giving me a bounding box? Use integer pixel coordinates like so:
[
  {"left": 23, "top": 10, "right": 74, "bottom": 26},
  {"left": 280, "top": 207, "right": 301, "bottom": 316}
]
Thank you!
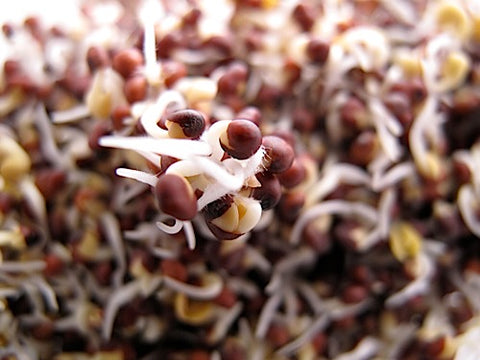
[
  {"left": 165, "top": 109, "right": 206, "bottom": 139},
  {"left": 155, "top": 173, "right": 197, "bottom": 220},
  {"left": 220, "top": 119, "right": 262, "bottom": 160}
]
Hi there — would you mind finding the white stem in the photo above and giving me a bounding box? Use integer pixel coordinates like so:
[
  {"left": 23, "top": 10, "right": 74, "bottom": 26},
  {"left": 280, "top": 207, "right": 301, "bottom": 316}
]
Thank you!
[{"left": 116, "top": 168, "right": 157, "bottom": 187}]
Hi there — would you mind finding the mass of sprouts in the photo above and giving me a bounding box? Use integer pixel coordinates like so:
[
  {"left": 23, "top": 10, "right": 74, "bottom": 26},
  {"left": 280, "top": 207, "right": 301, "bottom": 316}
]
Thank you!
[{"left": 1, "top": 0, "right": 480, "bottom": 359}]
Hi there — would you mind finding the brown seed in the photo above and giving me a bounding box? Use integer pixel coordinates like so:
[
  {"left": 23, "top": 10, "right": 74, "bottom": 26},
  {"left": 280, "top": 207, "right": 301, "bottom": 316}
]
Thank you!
[
  {"left": 35, "top": 169, "right": 67, "bottom": 199},
  {"left": 292, "top": 3, "right": 315, "bottom": 32},
  {"left": 43, "top": 253, "right": 64, "bottom": 277},
  {"left": 94, "top": 261, "right": 113, "bottom": 286},
  {"left": 110, "top": 105, "right": 131, "bottom": 130},
  {"left": 112, "top": 48, "right": 144, "bottom": 78},
  {"left": 267, "top": 322, "right": 290, "bottom": 348},
  {"left": 252, "top": 172, "right": 282, "bottom": 210},
  {"left": 213, "top": 286, "right": 237, "bottom": 308},
  {"left": 340, "top": 97, "right": 368, "bottom": 129},
  {"left": 30, "top": 321, "right": 54, "bottom": 340},
  {"left": 220, "top": 119, "right": 262, "bottom": 159},
  {"left": 162, "top": 60, "right": 187, "bottom": 87},
  {"left": 161, "top": 259, "right": 188, "bottom": 282},
  {"left": 217, "top": 63, "right": 248, "bottom": 96},
  {"left": 262, "top": 135, "right": 295, "bottom": 173},
  {"left": 202, "top": 195, "right": 241, "bottom": 240},
  {"left": 157, "top": 32, "right": 183, "bottom": 59},
  {"left": 277, "top": 158, "right": 306, "bottom": 188},
  {"left": 292, "top": 107, "right": 316, "bottom": 133},
  {"left": 303, "top": 221, "right": 331, "bottom": 254},
  {"left": 341, "top": 284, "right": 368, "bottom": 303},
  {"left": 124, "top": 75, "right": 148, "bottom": 103},
  {"left": 348, "top": 130, "right": 378, "bottom": 166},
  {"left": 155, "top": 174, "right": 197, "bottom": 221},
  {"left": 86, "top": 45, "right": 110, "bottom": 72},
  {"left": 204, "top": 35, "right": 233, "bottom": 56},
  {"left": 276, "top": 191, "right": 305, "bottom": 223},
  {"left": 166, "top": 109, "right": 206, "bottom": 139},
  {"left": 307, "top": 39, "right": 330, "bottom": 64},
  {"left": 236, "top": 106, "right": 262, "bottom": 127},
  {"left": 88, "top": 120, "right": 112, "bottom": 151}
]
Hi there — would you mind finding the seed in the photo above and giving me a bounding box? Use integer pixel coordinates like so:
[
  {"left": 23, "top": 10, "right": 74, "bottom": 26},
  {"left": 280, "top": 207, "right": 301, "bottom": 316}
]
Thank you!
[
  {"left": 236, "top": 106, "right": 262, "bottom": 127},
  {"left": 112, "top": 48, "right": 144, "bottom": 79},
  {"left": 261, "top": 135, "right": 295, "bottom": 173},
  {"left": 43, "top": 253, "right": 64, "bottom": 277},
  {"left": 220, "top": 119, "right": 262, "bottom": 159},
  {"left": 303, "top": 220, "right": 331, "bottom": 254},
  {"left": 86, "top": 45, "right": 110, "bottom": 73},
  {"left": 292, "top": 3, "right": 315, "bottom": 32},
  {"left": 252, "top": 172, "right": 282, "bottom": 210},
  {"left": 276, "top": 191, "right": 305, "bottom": 223},
  {"left": 292, "top": 107, "right": 316, "bottom": 133},
  {"left": 124, "top": 75, "right": 148, "bottom": 103},
  {"left": 155, "top": 174, "right": 197, "bottom": 221},
  {"left": 34, "top": 169, "right": 67, "bottom": 198},
  {"left": 306, "top": 39, "right": 330, "bottom": 64},
  {"left": 110, "top": 105, "right": 131, "bottom": 131},
  {"left": 162, "top": 60, "right": 187, "bottom": 88},
  {"left": 213, "top": 286, "right": 237, "bottom": 308},
  {"left": 348, "top": 130, "right": 379, "bottom": 166},
  {"left": 165, "top": 109, "right": 206, "bottom": 139},
  {"left": 88, "top": 121, "right": 112, "bottom": 151},
  {"left": 266, "top": 322, "right": 290, "bottom": 348},
  {"left": 217, "top": 63, "right": 248, "bottom": 97},
  {"left": 277, "top": 158, "right": 306, "bottom": 188},
  {"left": 341, "top": 284, "right": 368, "bottom": 304},
  {"left": 161, "top": 259, "right": 188, "bottom": 282}
]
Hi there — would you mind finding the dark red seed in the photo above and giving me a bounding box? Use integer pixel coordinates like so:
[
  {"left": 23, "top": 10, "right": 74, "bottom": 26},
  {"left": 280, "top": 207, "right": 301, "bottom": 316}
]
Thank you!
[
  {"left": 111, "top": 105, "right": 131, "bottom": 130},
  {"left": 303, "top": 221, "right": 331, "bottom": 254},
  {"left": 204, "top": 35, "right": 233, "bottom": 56},
  {"left": 31, "top": 321, "right": 54, "bottom": 340},
  {"left": 160, "top": 259, "right": 188, "bottom": 282},
  {"left": 86, "top": 45, "right": 110, "bottom": 72},
  {"left": 276, "top": 191, "right": 305, "bottom": 223},
  {"left": 262, "top": 136, "right": 295, "bottom": 173},
  {"left": 252, "top": 172, "right": 282, "bottom": 210},
  {"left": 340, "top": 97, "right": 367, "bottom": 128},
  {"left": 43, "top": 253, "right": 64, "bottom": 277},
  {"left": 342, "top": 284, "right": 368, "bottom": 304},
  {"left": 202, "top": 195, "right": 240, "bottom": 240},
  {"left": 217, "top": 63, "right": 248, "bottom": 96},
  {"left": 307, "top": 39, "right": 330, "bottom": 64},
  {"left": 277, "top": 158, "right": 306, "bottom": 188},
  {"left": 266, "top": 322, "right": 290, "bottom": 348},
  {"left": 348, "top": 130, "right": 378, "bottom": 166},
  {"left": 157, "top": 32, "right": 183, "bottom": 59},
  {"left": 88, "top": 121, "right": 112, "bottom": 151},
  {"left": 190, "top": 350, "right": 210, "bottom": 360},
  {"left": 94, "top": 261, "right": 113, "bottom": 286},
  {"left": 220, "top": 119, "right": 262, "bottom": 159},
  {"left": 155, "top": 174, "right": 197, "bottom": 221},
  {"left": 0, "top": 192, "right": 15, "bottom": 213},
  {"left": 292, "top": 107, "right": 316, "bottom": 132},
  {"left": 213, "top": 286, "right": 237, "bottom": 308},
  {"left": 292, "top": 3, "right": 315, "bottom": 32},
  {"left": 112, "top": 48, "right": 144, "bottom": 78},
  {"left": 236, "top": 106, "right": 262, "bottom": 127},
  {"left": 166, "top": 109, "right": 206, "bottom": 139},
  {"left": 35, "top": 169, "right": 67, "bottom": 198},
  {"left": 162, "top": 60, "right": 187, "bottom": 87},
  {"left": 124, "top": 75, "right": 148, "bottom": 103},
  {"left": 182, "top": 8, "right": 202, "bottom": 27}
]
